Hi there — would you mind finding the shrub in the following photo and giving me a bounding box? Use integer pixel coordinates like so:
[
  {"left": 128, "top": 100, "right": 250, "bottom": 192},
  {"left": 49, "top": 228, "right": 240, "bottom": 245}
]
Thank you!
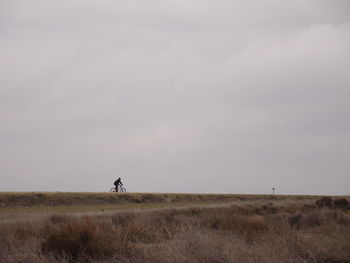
[
  {"left": 302, "top": 210, "right": 325, "bottom": 227},
  {"left": 288, "top": 212, "right": 303, "bottom": 229},
  {"left": 201, "top": 210, "right": 268, "bottom": 242},
  {"left": 315, "top": 197, "right": 332, "bottom": 208},
  {"left": 41, "top": 216, "right": 133, "bottom": 260},
  {"left": 262, "top": 205, "right": 278, "bottom": 214},
  {"left": 325, "top": 210, "right": 350, "bottom": 225},
  {"left": 333, "top": 198, "right": 350, "bottom": 209}
]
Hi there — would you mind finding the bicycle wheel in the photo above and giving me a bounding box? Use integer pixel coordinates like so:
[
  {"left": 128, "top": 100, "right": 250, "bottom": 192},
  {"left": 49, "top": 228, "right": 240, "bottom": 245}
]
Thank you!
[
  {"left": 120, "top": 187, "right": 126, "bottom": 193},
  {"left": 110, "top": 187, "right": 117, "bottom": 192}
]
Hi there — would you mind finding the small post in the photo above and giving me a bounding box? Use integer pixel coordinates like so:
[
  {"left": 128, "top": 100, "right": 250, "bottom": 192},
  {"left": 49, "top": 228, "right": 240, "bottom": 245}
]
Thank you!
[{"left": 272, "top": 187, "right": 275, "bottom": 197}]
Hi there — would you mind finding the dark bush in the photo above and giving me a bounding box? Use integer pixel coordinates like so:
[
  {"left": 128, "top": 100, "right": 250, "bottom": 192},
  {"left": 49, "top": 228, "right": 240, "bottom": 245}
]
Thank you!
[
  {"left": 315, "top": 197, "right": 333, "bottom": 208},
  {"left": 303, "top": 210, "right": 325, "bottom": 227},
  {"left": 288, "top": 213, "right": 303, "bottom": 229},
  {"left": 333, "top": 198, "right": 350, "bottom": 209},
  {"left": 262, "top": 205, "right": 278, "bottom": 214}
]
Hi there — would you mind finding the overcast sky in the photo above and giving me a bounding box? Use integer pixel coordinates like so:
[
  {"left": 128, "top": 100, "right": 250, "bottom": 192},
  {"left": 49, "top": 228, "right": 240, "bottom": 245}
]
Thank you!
[{"left": 1, "top": 0, "right": 349, "bottom": 194}]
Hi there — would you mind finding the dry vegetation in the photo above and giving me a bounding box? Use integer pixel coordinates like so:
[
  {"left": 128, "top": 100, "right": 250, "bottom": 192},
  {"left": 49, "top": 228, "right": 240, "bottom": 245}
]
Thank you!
[
  {"left": 0, "top": 195, "right": 350, "bottom": 263},
  {"left": 0, "top": 192, "right": 319, "bottom": 214}
]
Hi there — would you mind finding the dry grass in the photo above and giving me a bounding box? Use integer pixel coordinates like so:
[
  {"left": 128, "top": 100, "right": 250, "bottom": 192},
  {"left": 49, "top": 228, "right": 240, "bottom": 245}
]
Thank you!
[
  {"left": 0, "top": 196, "right": 349, "bottom": 263},
  {"left": 0, "top": 192, "right": 323, "bottom": 213}
]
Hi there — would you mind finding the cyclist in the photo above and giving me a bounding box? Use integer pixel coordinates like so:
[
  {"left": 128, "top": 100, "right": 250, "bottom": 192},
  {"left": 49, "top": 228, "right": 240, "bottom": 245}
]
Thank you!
[{"left": 114, "top": 177, "right": 123, "bottom": 192}]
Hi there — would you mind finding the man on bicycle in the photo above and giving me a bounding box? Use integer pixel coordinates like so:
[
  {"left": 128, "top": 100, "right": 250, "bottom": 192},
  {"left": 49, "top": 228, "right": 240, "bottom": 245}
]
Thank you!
[{"left": 114, "top": 177, "right": 123, "bottom": 192}]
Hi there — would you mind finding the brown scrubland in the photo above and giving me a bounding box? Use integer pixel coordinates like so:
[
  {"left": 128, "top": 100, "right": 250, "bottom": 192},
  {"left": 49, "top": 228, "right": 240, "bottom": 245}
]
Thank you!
[{"left": 0, "top": 194, "right": 349, "bottom": 263}]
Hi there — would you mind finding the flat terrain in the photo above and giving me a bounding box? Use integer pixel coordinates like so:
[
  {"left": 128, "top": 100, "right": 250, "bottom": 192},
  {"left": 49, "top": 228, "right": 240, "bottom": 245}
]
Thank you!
[
  {"left": 0, "top": 192, "right": 322, "bottom": 215},
  {"left": 0, "top": 192, "right": 349, "bottom": 263}
]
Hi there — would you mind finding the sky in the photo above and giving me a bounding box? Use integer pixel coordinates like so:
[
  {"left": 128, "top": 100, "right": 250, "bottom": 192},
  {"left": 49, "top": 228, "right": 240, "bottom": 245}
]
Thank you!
[{"left": 1, "top": 0, "right": 350, "bottom": 194}]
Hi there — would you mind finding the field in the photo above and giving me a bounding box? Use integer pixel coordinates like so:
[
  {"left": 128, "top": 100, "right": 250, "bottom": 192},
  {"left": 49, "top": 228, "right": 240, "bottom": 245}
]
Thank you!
[{"left": 0, "top": 192, "right": 349, "bottom": 263}]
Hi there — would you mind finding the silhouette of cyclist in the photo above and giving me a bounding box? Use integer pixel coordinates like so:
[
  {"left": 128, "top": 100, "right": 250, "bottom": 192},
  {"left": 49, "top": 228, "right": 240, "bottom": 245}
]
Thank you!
[{"left": 114, "top": 177, "right": 123, "bottom": 192}]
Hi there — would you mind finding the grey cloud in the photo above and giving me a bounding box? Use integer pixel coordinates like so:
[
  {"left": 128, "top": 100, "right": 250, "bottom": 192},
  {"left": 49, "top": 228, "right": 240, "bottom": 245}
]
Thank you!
[{"left": 1, "top": 0, "right": 349, "bottom": 194}]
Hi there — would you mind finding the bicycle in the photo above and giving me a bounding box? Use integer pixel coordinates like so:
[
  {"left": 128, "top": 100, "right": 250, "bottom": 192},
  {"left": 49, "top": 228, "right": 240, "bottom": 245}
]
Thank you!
[{"left": 110, "top": 185, "right": 126, "bottom": 192}]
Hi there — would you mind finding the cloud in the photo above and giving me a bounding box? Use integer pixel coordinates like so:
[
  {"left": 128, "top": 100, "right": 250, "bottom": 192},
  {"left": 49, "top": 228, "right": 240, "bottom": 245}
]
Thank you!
[{"left": 0, "top": 0, "right": 349, "bottom": 194}]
